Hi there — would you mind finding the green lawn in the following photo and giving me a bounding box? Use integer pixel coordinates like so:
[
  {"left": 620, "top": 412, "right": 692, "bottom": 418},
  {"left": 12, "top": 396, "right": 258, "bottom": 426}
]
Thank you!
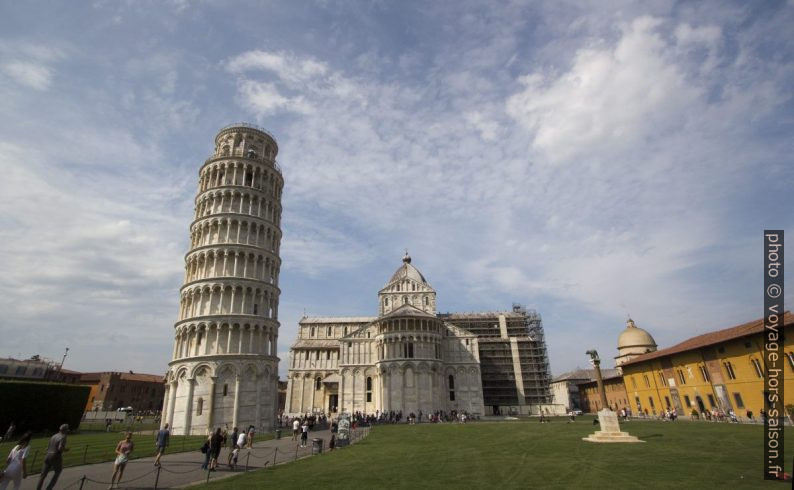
[
  {"left": 1, "top": 431, "right": 206, "bottom": 469},
  {"left": 204, "top": 420, "right": 792, "bottom": 489}
]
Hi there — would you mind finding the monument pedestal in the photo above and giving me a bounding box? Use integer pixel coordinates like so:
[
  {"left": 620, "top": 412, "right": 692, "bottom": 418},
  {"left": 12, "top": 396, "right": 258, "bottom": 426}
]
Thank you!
[{"left": 582, "top": 409, "right": 644, "bottom": 443}]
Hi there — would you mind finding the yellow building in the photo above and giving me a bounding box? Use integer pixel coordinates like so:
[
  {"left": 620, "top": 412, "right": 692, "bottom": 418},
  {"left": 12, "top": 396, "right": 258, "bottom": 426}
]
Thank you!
[{"left": 620, "top": 312, "right": 793, "bottom": 419}]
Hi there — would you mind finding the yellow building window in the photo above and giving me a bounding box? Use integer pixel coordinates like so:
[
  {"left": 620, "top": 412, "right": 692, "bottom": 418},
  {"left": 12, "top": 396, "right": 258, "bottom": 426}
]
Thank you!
[
  {"left": 658, "top": 371, "right": 665, "bottom": 385},
  {"left": 787, "top": 352, "right": 794, "bottom": 372},
  {"left": 677, "top": 369, "right": 686, "bottom": 385},
  {"left": 631, "top": 377, "right": 637, "bottom": 388},
  {"left": 699, "top": 365, "right": 710, "bottom": 382},
  {"left": 750, "top": 359, "right": 763, "bottom": 378},
  {"left": 643, "top": 374, "right": 650, "bottom": 388},
  {"left": 733, "top": 392, "right": 745, "bottom": 409},
  {"left": 723, "top": 361, "right": 737, "bottom": 380}
]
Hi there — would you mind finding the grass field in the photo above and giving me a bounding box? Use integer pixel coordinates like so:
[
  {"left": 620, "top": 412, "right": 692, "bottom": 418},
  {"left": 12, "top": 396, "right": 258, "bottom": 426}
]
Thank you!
[
  {"left": 203, "top": 420, "right": 793, "bottom": 489},
  {"left": 1, "top": 431, "right": 207, "bottom": 469}
]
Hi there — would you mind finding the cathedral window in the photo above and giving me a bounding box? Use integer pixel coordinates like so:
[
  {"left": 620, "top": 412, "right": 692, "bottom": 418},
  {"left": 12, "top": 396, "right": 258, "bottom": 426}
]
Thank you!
[
  {"left": 424, "top": 296, "right": 428, "bottom": 306},
  {"left": 305, "top": 351, "right": 309, "bottom": 360},
  {"left": 311, "top": 327, "right": 315, "bottom": 337},
  {"left": 327, "top": 327, "right": 332, "bottom": 337},
  {"left": 384, "top": 298, "right": 388, "bottom": 306},
  {"left": 366, "top": 377, "right": 372, "bottom": 402},
  {"left": 316, "top": 351, "right": 320, "bottom": 360},
  {"left": 449, "top": 375, "right": 455, "bottom": 401},
  {"left": 223, "top": 384, "right": 228, "bottom": 396},
  {"left": 326, "top": 351, "right": 331, "bottom": 360},
  {"left": 253, "top": 304, "right": 258, "bottom": 315},
  {"left": 196, "top": 397, "right": 203, "bottom": 415},
  {"left": 315, "top": 377, "right": 321, "bottom": 390},
  {"left": 403, "top": 296, "right": 407, "bottom": 304}
]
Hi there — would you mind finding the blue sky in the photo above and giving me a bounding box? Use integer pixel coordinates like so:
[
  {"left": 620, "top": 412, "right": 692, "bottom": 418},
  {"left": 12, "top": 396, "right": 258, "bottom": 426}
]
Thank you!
[{"left": 0, "top": 1, "right": 791, "bottom": 378}]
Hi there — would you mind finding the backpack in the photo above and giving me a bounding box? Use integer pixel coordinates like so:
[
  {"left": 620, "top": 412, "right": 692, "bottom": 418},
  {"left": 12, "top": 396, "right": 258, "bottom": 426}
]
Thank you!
[{"left": 200, "top": 441, "right": 209, "bottom": 454}]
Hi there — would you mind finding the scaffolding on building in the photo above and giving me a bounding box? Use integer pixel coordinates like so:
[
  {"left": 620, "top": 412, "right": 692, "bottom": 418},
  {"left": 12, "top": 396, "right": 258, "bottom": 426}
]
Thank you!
[{"left": 440, "top": 304, "right": 553, "bottom": 413}]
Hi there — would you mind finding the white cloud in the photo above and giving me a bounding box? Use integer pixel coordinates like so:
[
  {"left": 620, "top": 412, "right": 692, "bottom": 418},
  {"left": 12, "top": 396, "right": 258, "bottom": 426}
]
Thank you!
[
  {"left": 506, "top": 16, "right": 703, "bottom": 162},
  {"left": 226, "top": 50, "right": 328, "bottom": 84},
  {"left": 1, "top": 61, "right": 53, "bottom": 90}
]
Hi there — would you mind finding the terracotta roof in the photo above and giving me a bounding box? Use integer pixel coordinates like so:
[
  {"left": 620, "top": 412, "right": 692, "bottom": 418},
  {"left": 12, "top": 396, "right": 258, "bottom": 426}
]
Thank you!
[
  {"left": 291, "top": 339, "right": 341, "bottom": 349},
  {"left": 622, "top": 312, "right": 793, "bottom": 367},
  {"left": 300, "top": 317, "right": 376, "bottom": 324},
  {"left": 120, "top": 373, "right": 165, "bottom": 383},
  {"left": 552, "top": 368, "right": 621, "bottom": 383}
]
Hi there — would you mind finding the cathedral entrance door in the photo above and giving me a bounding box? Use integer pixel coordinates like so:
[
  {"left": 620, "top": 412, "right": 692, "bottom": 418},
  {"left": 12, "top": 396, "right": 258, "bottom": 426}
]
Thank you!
[{"left": 329, "top": 394, "right": 339, "bottom": 413}]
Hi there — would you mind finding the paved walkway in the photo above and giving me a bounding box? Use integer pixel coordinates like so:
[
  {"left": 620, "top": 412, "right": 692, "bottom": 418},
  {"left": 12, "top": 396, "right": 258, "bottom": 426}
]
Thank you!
[{"left": 19, "top": 427, "right": 370, "bottom": 489}]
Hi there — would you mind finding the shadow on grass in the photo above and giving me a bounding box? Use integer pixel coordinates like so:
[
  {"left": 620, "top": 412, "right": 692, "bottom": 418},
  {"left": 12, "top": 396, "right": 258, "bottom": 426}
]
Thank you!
[{"left": 638, "top": 434, "right": 664, "bottom": 439}]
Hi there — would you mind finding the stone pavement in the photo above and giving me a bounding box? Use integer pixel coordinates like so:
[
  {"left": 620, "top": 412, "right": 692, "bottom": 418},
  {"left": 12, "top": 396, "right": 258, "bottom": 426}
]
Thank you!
[{"left": 19, "top": 427, "right": 370, "bottom": 489}]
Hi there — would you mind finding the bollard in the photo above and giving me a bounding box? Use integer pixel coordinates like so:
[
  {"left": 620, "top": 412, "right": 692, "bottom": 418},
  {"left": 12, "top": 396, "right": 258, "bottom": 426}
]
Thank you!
[
  {"left": 245, "top": 452, "right": 250, "bottom": 471},
  {"left": 273, "top": 447, "right": 278, "bottom": 466},
  {"left": 154, "top": 465, "right": 161, "bottom": 490},
  {"left": 79, "top": 475, "right": 86, "bottom": 490},
  {"left": 83, "top": 445, "right": 88, "bottom": 464}
]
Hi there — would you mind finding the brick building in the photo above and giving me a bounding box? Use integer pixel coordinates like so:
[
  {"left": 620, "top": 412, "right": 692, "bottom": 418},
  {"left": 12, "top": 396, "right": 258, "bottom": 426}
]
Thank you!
[{"left": 81, "top": 372, "right": 165, "bottom": 412}]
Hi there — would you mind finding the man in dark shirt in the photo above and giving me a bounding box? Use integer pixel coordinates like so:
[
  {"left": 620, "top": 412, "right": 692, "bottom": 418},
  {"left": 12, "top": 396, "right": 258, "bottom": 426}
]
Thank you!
[
  {"left": 154, "top": 423, "right": 170, "bottom": 466},
  {"left": 36, "top": 424, "right": 69, "bottom": 490}
]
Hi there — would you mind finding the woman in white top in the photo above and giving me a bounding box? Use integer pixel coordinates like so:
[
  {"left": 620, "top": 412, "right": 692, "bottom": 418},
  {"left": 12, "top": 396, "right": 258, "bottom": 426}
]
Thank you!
[{"left": 0, "top": 431, "right": 32, "bottom": 490}]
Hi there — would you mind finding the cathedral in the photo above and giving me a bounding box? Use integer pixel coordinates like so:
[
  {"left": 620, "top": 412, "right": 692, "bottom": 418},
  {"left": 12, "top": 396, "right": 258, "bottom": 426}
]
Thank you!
[{"left": 285, "top": 254, "right": 554, "bottom": 417}]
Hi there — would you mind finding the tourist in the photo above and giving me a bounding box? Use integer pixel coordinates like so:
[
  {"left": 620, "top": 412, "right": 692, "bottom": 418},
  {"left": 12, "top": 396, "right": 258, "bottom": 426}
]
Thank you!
[
  {"left": 106, "top": 419, "right": 112, "bottom": 432},
  {"left": 300, "top": 420, "right": 309, "bottom": 447},
  {"left": 3, "top": 423, "right": 15, "bottom": 443},
  {"left": 329, "top": 434, "right": 336, "bottom": 451},
  {"left": 36, "top": 423, "right": 69, "bottom": 490},
  {"left": 209, "top": 428, "right": 223, "bottom": 471},
  {"left": 246, "top": 426, "right": 255, "bottom": 449},
  {"left": 0, "top": 431, "right": 31, "bottom": 490},
  {"left": 236, "top": 430, "right": 247, "bottom": 453},
  {"left": 227, "top": 427, "right": 239, "bottom": 466},
  {"left": 230, "top": 446, "right": 239, "bottom": 470},
  {"left": 108, "top": 432, "right": 134, "bottom": 489},
  {"left": 292, "top": 418, "right": 300, "bottom": 440},
  {"left": 200, "top": 434, "right": 211, "bottom": 470},
  {"left": 153, "top": 423, "right": 170, "bottom": 467}
]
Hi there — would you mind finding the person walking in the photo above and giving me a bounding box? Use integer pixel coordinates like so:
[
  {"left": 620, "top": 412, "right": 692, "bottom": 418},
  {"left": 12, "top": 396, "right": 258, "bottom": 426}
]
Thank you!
[
  {"left": 3, "top": 423, "right": 15, "bottom": 443},
  {"left": 226, "top": 427, "right": 239, "bottom": 467},
  {"left": 108, "top": 432, "right": 134, "bottom": 489},
  {"left": 153, "top": 423, "right": 170, "bottom": 467},
  {"left": 292, "top": 418, "right": 300, "bottom": 441},
  {"left": 236, "top": 431, "right": 247, "bottom": 455},
  {"left": 199, "top": 433, "right": 211, "bottom": 470},
  {"left": 209, "top": 428, "right": 223, "bottom": 471},
  {"left": 246, "top": 426, "right": 255, "bottom": 449},
  {"left": 36, "top": 424, "right": 69, "bottom": 490},
  {"left": 300, "top": 420, "right": 309, "bottom": 447},
  {"left": 0, "top": 431, "right": 31, "bottom": 490}
]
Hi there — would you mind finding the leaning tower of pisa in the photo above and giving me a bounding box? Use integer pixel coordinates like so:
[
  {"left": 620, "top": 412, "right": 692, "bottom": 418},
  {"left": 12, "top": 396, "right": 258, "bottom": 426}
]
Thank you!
[{"left": 162, "top": 123, "right": 283, "bottom": 435}]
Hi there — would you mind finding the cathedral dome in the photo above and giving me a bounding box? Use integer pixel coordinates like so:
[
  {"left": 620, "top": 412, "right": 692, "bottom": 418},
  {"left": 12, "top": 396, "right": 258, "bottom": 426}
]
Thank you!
[
  {"left": 388, "top": 252, "right": 428, "bottom": 285},
  {"left": 617, "top": 318, "right": 657, "bottom": 350}
]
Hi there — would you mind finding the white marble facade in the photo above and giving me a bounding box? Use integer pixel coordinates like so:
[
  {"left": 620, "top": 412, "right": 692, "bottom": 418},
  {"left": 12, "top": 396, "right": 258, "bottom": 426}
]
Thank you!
[
  {"left": 163, "top": 124, "right": 283, "bottom": 435},
  {"left": 285, "top": 254, "right": 485, "bottom": 416}
]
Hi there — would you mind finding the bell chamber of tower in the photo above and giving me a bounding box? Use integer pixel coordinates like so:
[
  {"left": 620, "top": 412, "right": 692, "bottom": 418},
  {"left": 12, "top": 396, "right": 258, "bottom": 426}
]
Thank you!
[{"left": 162, "top": 123, "right": 284, "bottom": 436}]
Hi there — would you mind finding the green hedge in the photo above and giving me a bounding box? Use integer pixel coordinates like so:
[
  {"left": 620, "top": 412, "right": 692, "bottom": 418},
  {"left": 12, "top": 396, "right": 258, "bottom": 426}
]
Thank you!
[{"left": 0, "top": 380, "right": 90, "bottom": 436}]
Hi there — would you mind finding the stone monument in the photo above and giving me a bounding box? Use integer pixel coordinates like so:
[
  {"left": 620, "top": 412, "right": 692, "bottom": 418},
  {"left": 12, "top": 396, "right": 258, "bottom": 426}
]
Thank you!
[{"left": 582, "top": 349, "right": 644, "bottom": 443}]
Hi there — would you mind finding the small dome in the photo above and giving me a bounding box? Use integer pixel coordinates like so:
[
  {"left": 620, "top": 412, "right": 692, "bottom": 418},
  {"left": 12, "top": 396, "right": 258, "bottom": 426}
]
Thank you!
[
  {"left": 388, "top": 253, "right": 427, "bottom": 285},
  {"left": 617, "top": 318, "right": 657, "bottom": 350}
]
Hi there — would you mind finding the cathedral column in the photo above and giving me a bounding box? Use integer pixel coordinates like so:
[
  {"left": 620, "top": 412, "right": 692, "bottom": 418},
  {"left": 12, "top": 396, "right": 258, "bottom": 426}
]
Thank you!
[
  {"left": 232, "top": 374, "right": 241, "bottom": 428},
  {"left": 299, "top": 376, "right": 306, "bottom": 413},
  {"left": 255, "top": 373, "right": 263, "bottom": 428},
  {"left": 206, "top": 377, "right": 216, "bottom": 431},
  {"left": 184, "top": 378, "right": 195, "bottom": 435},
  {"left": 165, "top": 381, "right": 177, "bottom": 429}
]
